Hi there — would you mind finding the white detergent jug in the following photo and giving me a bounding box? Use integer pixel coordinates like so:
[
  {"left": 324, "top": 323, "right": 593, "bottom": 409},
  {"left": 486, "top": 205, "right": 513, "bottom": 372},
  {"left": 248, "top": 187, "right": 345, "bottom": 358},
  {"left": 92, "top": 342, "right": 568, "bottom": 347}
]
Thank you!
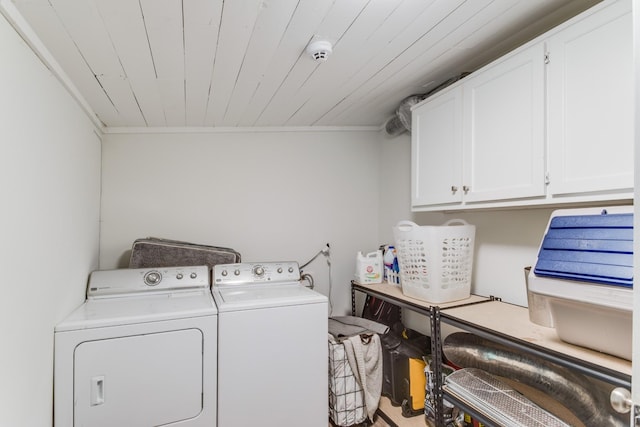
[{"left": 355, "top": 250, "right": 383, "bottom": 284}]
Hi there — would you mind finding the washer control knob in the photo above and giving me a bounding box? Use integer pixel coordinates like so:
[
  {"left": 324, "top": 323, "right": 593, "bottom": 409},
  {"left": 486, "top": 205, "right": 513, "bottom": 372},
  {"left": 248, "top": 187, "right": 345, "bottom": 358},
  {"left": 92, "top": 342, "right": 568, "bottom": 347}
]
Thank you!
[
  {"left": 144, "top": 271, "right": 162, "bottom": 286},
  {"left": 253, "top": 265, "right": 265, "bottom": 277},
  {"left": 277, "top": 267, "right": 283, "bottom": 274},
  {"left": 234, "top": 269, "right": 241, "bottom": 276},
  {"left": 190, "top": 272, "right": 197, "bottom": 279},
  {"left": 288, "top": 267, "right": 295, "bottom": 273},
  {"left": 176, "top": 273, "right": 183, "bottom": 280},
  {"left": 221, "top": 270, "right": 228, "bottom": 276}
]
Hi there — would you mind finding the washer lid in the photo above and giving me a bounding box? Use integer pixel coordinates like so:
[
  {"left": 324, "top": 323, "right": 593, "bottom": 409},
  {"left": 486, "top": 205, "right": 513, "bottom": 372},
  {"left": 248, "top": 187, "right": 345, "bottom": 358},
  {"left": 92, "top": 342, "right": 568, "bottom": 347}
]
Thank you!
[
  {"left": 56, "top": 290, "right": 217, "bottom": 332},
  {"left": 212, "top": 283, "right": 327, "bottom": 311}
]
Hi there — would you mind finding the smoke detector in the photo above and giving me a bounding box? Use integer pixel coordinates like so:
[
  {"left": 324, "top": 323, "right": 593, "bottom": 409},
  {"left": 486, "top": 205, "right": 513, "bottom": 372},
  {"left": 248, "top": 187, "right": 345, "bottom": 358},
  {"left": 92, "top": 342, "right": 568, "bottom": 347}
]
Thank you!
[{"left": 306, "top": 40, "right": 332, "bottom": 62}]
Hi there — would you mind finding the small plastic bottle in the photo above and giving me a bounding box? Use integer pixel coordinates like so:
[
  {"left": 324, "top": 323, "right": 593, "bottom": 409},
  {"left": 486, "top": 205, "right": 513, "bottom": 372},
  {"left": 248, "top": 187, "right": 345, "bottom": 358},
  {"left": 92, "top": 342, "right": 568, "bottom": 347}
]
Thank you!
[{"left": 383, "top": 245, "right": 395, "bottom": 282}]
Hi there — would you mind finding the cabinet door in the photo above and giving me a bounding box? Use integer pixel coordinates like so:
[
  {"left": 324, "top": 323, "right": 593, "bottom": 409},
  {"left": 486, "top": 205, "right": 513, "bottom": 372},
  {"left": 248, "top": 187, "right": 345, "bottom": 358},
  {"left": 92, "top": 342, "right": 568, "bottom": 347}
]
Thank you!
[
  {"left": 462, "top": 43, "right": 546, "bottom": 204},
  {"left": 547, "top": 0, "right": 633, "bottom": 196},
  {"left": 412, "top": 86, "right": 463, "bottom": 208}
]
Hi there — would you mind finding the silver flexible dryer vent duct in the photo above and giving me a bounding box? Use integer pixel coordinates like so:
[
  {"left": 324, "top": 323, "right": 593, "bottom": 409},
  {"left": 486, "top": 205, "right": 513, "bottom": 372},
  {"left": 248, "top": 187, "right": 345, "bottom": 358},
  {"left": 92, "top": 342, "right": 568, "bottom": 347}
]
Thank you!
[
  {"left": 443, "top": 332, "right": 626, "bottom": 427},
  {"left": 384, "top": 73, "right": 470, "bottom": 137},
  {"left": 384, "top": 94, "right": 424, "bottom": 136}
]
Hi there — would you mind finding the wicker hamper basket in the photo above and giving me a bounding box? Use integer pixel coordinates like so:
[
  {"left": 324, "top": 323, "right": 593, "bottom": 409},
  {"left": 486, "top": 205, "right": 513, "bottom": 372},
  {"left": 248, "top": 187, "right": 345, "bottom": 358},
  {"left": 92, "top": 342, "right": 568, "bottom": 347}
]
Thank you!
[{"left": 328, "top": 336, "right": 367, "bottom": 426}]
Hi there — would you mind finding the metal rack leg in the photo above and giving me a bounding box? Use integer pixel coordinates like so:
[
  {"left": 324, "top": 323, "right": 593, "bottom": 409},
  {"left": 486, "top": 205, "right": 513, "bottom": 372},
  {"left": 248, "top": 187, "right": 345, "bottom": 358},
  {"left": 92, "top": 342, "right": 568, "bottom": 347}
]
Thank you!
[
  {"left": 430, "top": 306, "right": 444, "bottom": 427},
  {"left": 351, "top": 283, "right": 357, "bottom": 316}
]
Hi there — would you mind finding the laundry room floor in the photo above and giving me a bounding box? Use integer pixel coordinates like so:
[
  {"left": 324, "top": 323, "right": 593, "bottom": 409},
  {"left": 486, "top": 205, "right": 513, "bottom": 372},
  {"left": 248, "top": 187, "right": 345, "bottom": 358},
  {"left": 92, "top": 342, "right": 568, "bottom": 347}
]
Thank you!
[
  {"left": 369, "top": 416, "right": 392, "bottom": 426},
  {"left": 328, "top": 396, "right": 429, "bottom": 426},
  {"left": 328, "top": 417, "right": 390, "bottom": 427}
]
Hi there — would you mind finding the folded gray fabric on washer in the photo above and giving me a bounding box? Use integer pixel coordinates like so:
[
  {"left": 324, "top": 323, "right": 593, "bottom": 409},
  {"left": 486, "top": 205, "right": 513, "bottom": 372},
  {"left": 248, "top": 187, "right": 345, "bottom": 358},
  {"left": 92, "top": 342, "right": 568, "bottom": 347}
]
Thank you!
[{"left": 328, "top": 316, "right": 389, "bottom": 339}]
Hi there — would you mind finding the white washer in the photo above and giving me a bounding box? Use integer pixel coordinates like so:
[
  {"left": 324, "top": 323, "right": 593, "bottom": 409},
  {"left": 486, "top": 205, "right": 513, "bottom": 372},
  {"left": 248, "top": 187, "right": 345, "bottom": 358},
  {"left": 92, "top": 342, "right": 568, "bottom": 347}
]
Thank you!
[
  {"left": 54, "top": 265, "right": 217, "bottom": 427},
  {"left": 212, "top": 261, "right": 328, "bottom": 427}
]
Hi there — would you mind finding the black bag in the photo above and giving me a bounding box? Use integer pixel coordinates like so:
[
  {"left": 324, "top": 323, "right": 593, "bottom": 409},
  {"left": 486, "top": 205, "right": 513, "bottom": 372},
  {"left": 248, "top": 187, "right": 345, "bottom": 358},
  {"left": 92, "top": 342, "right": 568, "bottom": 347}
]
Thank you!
[{"left": 361, "top": 295, "right": 401, "bottom": 326}]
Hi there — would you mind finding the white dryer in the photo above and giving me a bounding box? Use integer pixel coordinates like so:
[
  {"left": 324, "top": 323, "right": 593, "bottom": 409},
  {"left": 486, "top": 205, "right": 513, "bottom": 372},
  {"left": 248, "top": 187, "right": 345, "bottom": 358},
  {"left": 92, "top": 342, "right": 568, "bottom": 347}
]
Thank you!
[
  {"left": 212, "top": 261, "right": 328, "bottom": 427},
  {"left": 54, "top": 265, "right": 217, "bottom": 427}
]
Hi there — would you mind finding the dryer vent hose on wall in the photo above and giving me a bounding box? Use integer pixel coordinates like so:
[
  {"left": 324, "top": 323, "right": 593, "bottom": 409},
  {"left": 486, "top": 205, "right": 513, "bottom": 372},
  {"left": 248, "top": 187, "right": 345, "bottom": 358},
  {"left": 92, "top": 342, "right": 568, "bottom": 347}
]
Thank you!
[
  {"left": 384, "top": 94, "right": 423, "bottom": 136},
  {"left": 443, "top": 332, "right": 625, "bottom": 427},
  {"left": 384, "top": 73, "right": 471, "bottom": 136}
]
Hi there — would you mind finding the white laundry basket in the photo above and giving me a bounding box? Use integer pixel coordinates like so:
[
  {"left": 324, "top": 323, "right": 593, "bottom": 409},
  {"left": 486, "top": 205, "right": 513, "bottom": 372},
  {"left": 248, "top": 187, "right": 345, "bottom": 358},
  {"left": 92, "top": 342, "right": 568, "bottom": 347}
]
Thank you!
[{"left": 393, "top": 220, "right": 475, "bottom": 304}]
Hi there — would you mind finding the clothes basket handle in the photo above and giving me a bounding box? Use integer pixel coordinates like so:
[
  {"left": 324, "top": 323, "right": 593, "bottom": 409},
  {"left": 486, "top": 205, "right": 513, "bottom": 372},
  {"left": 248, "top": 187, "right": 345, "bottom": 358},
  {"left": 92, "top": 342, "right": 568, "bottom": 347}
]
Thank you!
[
  {"left": 443, "top": 219, "right": 469, "bottom": 227},
  {"left": 395, "top": 220, "right": 469, "bottom": 230},
  {"left": 395, "top": 221, "right": 419, "bottom": 231}
]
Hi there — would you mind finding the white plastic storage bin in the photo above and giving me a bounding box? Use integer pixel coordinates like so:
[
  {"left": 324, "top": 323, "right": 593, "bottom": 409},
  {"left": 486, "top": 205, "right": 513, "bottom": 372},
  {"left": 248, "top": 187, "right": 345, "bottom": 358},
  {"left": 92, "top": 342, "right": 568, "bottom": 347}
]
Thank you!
[
  {"left": 527, "top": 206, "right": 633, "bottom": 360},
  {"left": 393, "top": 220, "right": 475, "bottom": 304}
]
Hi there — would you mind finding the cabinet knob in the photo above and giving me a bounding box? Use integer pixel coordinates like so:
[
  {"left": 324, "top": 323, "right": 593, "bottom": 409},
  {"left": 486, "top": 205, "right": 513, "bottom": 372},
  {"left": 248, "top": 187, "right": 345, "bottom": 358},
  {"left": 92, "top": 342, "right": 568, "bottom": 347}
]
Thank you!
[
  {"left": 463, "top": 185, "right": 470, "bottom": 193},
  {"left": 451, "top": 185, "right": 458, "bottom": 193}
]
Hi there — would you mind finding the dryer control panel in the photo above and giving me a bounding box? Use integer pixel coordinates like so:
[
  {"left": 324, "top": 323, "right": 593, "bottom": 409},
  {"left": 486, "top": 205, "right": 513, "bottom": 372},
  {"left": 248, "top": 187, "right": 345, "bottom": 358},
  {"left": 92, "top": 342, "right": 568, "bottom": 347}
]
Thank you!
[
  {"left": 213, "top": 261, "right": 300, "bottom": 286},
  {"left": 87, "top": 265, "right": 210, "bottom": 297}
]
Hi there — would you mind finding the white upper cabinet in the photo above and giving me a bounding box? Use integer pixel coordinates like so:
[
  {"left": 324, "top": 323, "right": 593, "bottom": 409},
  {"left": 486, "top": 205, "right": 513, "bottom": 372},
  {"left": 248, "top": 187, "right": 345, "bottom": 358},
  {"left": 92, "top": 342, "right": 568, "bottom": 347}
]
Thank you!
[
  {"left": 546, "top": 0, "right": 633, "bottom": 197},
  {"left": 411, "top": 86, "right": 463, "bottom": 208},
  {"left": 411, "top": 0, "right": 633, "bottom": 212},
  {"left": 462, "top": 43, "right": 545, "bottom": 204},
  {"left": 411, "top": 43, "right": 545, "bottom": 211}
]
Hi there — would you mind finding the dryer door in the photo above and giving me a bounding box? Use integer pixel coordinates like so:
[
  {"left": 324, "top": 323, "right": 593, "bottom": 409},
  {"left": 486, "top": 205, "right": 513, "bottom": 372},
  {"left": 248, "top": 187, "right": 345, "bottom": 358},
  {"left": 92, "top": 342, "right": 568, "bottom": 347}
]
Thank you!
[{"left": 73, "top": 329, "right": 203, "bottom": 426}]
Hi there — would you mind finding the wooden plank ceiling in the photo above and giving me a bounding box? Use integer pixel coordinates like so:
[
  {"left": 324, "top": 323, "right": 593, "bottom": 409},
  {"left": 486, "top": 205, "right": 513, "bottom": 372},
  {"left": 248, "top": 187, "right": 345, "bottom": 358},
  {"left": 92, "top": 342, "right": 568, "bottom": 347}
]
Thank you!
[{"left": 11, "top": 0, "right": 600, "bottom": 129}]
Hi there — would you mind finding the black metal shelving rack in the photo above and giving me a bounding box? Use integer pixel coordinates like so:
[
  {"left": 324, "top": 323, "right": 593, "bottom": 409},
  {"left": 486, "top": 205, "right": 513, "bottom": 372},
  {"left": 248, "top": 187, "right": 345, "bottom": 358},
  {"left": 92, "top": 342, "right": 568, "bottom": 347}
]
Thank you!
[{"left": 350, "top": 281, "right": 632, "bottom": 427}]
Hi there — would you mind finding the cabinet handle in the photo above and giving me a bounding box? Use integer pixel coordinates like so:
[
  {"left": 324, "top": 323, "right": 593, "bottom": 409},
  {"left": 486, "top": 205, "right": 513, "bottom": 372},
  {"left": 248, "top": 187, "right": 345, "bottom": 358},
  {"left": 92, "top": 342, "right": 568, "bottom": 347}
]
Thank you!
[
  {"left": 451, "top": 185, "right": 458, "bottom": 193},
  {"left": 463, "top": 185, "right": 470, "bottom": 193}
]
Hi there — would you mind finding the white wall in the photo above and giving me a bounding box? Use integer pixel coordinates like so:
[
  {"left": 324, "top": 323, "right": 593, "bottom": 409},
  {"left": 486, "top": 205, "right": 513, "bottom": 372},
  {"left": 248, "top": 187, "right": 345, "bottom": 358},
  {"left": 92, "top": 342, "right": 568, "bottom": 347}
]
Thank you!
[
  {"left": 414, "top": 208, "right": 556, "bottom": 306},
  {"left": 0, "top": 13, "right": 101, "bottom": 427},
  {"left": 100, "top": 129, "right": 382, "bottom": 315},
  {"left": 377, "top": 132, "right": 412, "bottom": 242},
  {"left": 101, "top": 127, "right": 569, "bottom": 318}
]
